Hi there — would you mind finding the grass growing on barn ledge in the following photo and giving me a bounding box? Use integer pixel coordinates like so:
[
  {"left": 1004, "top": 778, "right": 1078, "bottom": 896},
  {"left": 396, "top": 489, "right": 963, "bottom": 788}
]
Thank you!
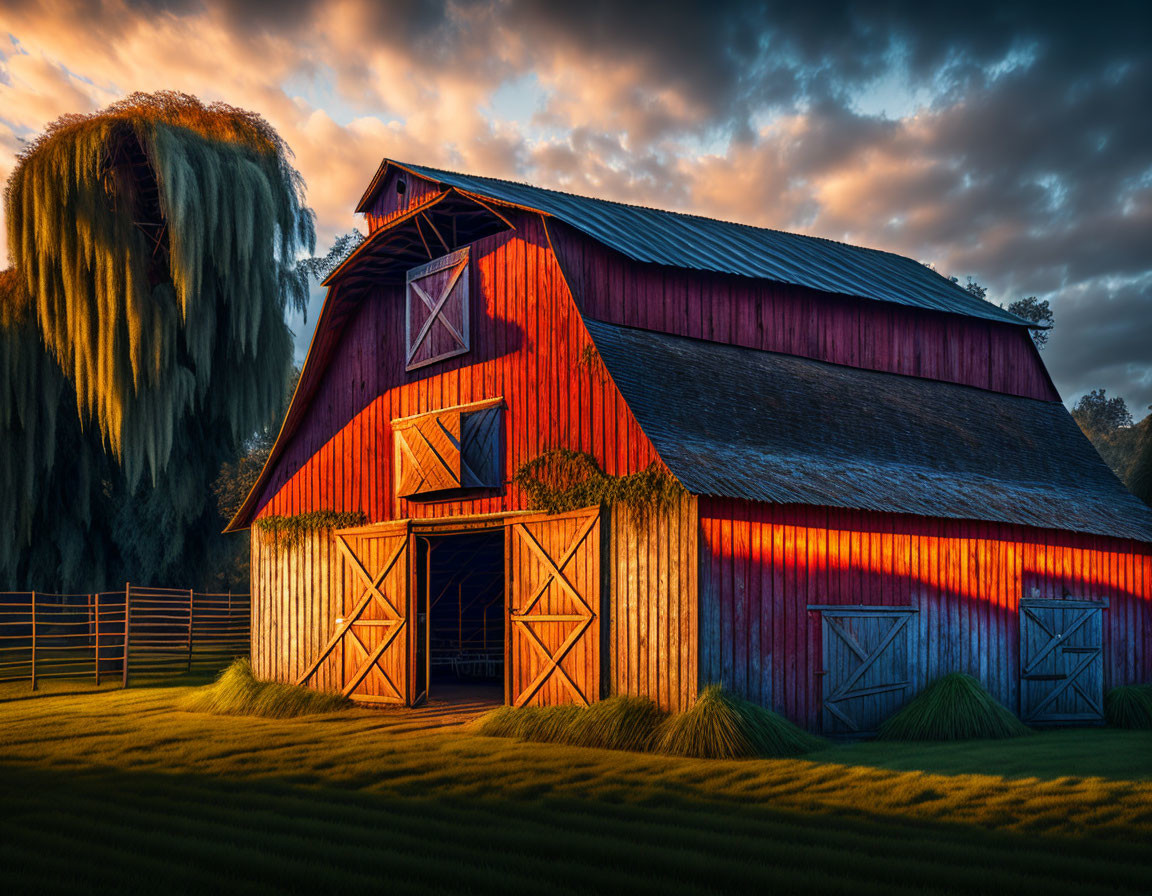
[
  {"left": 254, "top": 510, "right": 368, "bottom": 548},
  {"left": 878, "top": 673, "right": 1031, "bottom": 741},
  {"left": 180, "top": 658, "right": 352, "bottom": 718},
  {"left": 1105, "top": 684, "right": 1152, "bottom": 729},
  {"left": 512, "top": 448, "right": 684, "bottom": 515}
]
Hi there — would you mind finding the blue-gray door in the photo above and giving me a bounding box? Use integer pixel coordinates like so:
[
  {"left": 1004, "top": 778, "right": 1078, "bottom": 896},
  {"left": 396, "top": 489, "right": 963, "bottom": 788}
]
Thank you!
[
  {"left": 818, "top": 607, "right": 917, "bottom": 736},
  {"left": 1019, "top": 598, "right": 1106, "bottom": 725}
]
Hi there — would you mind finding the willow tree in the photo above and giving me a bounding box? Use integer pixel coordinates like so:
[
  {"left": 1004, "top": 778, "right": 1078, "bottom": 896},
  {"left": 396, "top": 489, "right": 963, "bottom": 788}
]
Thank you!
[{"left": 1, "top": 92, "right": 314, "bottom": 591}]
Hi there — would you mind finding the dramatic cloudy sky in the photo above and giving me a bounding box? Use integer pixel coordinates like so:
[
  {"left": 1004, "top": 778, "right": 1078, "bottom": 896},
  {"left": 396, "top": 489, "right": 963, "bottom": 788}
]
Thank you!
[{"left": 2, "top": 1, "right": 1149, "bottom": 413}]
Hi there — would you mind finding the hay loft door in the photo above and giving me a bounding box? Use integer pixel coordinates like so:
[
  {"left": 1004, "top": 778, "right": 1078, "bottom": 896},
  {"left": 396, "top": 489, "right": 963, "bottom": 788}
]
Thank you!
[
  {"left": 506, "top": 507, "right": 602, "bottom": 707},
  {"left": 1020, "top": 598, "right": 1106, "bottom": 725},
  {"left": 816, "top": 606, "right": 917, "bottom": 736},
  {"left": 296, "top": 522, "right": 413, "bottom": 704}
]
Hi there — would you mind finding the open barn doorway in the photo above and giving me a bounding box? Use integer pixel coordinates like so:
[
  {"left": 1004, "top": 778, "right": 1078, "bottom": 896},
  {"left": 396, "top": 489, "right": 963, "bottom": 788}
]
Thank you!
[{"left": 413, "top": 529, "right": 505, "bottom": 707}]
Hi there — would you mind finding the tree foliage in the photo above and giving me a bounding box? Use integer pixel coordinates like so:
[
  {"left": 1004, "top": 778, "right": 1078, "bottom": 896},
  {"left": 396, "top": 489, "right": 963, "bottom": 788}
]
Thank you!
[
  {"left": 297, "top": 230, "right": 364, "bottom": 281},
  {"left": 953, "top": 276, "right": 987, "bottom": 302},
  {"left": 213, "top": 365, "right": 300, "bottom": 524},
  {"left": 1127, "top": 425, "right": 1152, "bottom": 507},
  {"left": 1, "top": 92, "right": 314, "bottom": 591},
  {"left": 1073, "top": 388, "right": 1133, "bottom": 438},
  {"left": 949, "top": 276, "right": 1054, "bottom": 350},
  {"left": 1005, "top": 296, "right": 1054, "bottom": 349},
  {"left": 1089, "top": 413, "right": 1152, "bottom": 508}
]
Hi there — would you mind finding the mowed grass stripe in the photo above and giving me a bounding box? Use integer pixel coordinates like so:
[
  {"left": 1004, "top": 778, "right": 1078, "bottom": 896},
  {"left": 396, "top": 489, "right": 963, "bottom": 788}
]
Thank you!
[
  {"left": 2, "top": 685, "right": 1151, "bottom": 894},
  {"left": 6, "top": 764, "right": 1151, "bottom": 896}
]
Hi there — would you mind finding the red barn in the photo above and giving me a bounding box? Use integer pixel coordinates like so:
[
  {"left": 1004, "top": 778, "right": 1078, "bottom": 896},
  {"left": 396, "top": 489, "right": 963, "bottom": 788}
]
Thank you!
[{"left": 227, "top": 160, "right": 1152, "bottom": 733}]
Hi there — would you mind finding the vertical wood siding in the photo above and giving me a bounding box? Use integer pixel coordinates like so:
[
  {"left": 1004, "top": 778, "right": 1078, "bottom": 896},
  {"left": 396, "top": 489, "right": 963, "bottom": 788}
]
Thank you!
[
  {"left": 607, "top": 496, "right": 699, "bottom": 712},
  {"left": 251, "top": 529, "right": 343, "bottom": 690},
  {"left": 253, "top": 214, "right": 661, "bottom": 522},
  {"left": 250, "top": 213, "right": 671, "bottom": 695},
  {"left": 364, "top": 170, "right": 443, "bottom": 231},
  {"left": 698, "top": 498, "right": 1152, "bottom": 730},
  {"left": 549, "top": 224, "right": 1058, "bottom": 402}
]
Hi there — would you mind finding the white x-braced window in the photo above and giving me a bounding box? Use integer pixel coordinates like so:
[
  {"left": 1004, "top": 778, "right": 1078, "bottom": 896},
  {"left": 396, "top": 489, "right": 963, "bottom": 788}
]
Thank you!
[{"left": 405, "top": 248, "right": 469, "bottom": 370}]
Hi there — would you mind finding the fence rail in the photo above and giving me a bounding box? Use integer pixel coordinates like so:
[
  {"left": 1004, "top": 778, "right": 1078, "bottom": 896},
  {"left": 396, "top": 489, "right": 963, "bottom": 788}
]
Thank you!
[{"left": 0, "top": 584, "right": 250, "bottom": 688}]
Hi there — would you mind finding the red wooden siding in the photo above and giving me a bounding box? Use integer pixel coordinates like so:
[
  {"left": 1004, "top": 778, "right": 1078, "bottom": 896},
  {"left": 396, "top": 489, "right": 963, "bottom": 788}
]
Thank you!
[
  {"left": 365, "top": 169, "right": 443, "bottom": 231},
  {"left": 252, "top": 214, "right": 661, "bottom": 523},
  {"left": 698, "top": 498, "right": 1152, "bottom": 730},
  {"left": 550, "top": 225, "right": 1057, "bottom": 402}
]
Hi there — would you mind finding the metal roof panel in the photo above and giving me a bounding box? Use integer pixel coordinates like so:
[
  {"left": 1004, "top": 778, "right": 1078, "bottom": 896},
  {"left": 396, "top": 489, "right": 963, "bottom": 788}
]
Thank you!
[{"left": 385, "top": 160, "right": 1030, "bottom": 326}]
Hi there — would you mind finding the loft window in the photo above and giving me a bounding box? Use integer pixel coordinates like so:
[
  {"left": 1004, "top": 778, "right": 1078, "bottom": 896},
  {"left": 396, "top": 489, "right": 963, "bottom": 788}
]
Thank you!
[
  {"left": 393, "top": 400, "right": 503, "bottom": 499},
  {"left": 406, "top": 248, "right": 469, "bottom": 370}
]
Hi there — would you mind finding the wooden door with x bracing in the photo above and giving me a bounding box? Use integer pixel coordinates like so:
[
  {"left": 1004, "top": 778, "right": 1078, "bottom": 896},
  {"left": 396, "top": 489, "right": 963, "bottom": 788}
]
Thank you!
[
  {"left": 817, "top": 606, "right": 917, "bottom": 736},
  {"left": 1019, "top": 598, "right": 1106, "bottom": 724},
  {"left": 406, "top": 248, "right": 469, "bottom": 370},
  {"left": 295, "top": 523, "right": 413, "bottom": 705},
  {"left": 506, "top": 507, "right": 602, "bottom": 707}
]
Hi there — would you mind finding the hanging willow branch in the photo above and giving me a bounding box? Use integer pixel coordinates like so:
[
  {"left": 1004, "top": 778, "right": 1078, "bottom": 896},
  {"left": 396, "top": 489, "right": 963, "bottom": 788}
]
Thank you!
[
  {"left": 1, "top": 92, "right": 315, "bottom": 591},
  {"left": 4, "top": 91, "right": 315, "bottom": 487}
]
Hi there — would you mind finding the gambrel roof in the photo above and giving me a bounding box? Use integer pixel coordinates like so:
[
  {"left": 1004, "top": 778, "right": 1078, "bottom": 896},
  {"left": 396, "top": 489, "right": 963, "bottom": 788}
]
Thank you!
[
  {"left": 360, "top": 160, "right": 1032, "bottom": 328},
  {"left": 585, "top": 320, "right": 1152, "bottom": 542},
  {"left": 229, "top": 161, "right": 1146, "bottom": 542}
]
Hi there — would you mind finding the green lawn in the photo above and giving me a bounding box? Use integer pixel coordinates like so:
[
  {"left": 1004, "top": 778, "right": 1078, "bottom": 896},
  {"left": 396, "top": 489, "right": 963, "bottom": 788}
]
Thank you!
[{"left": 1, "top": 682, "right": 1150, "bottom": 894}]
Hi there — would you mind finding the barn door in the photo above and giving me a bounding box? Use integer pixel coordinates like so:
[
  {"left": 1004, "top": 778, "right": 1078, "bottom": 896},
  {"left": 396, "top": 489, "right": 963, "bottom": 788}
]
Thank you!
[
  {"left": 506, "top": 507, "right": 601, "bottom": 707},
  {"left": 818, "top": 607, "right": 916, "bottom": 736},
  {"left": 296, "top": 523, "right": 412, "bottom": 704},
  {"left": 1019, "top": 598, "right": 1106, "bottom": 724}
]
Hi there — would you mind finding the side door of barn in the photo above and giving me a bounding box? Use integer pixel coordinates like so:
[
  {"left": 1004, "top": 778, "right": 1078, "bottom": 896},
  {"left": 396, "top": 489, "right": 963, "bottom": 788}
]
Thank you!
[
  {"left": 816, "top": 606, "right": 917, "bottom": 736},
  {"left": 296, "top": 521, "right": 414, "bottom": 704},
  {"left": 506, "top": 507, "right": 602, "bottom": 707},
  {"left": 1019, "top": 598, "right": 1106, "bottom": 724}
]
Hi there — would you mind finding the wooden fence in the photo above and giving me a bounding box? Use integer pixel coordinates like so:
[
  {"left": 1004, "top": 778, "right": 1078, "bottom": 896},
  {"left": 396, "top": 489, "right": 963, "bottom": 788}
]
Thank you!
[{"left": 0, "top": 584, "right": 250, "bottom": 688}]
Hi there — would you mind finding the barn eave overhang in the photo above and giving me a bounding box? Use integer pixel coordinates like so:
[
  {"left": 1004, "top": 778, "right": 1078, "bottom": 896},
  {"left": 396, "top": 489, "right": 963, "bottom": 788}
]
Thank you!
[{"left": 223, "top": 190, "right": 516, "bottom": 533}]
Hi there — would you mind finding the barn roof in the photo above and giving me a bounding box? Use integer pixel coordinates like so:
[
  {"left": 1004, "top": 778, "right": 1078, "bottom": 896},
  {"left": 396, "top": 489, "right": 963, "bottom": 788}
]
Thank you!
[
  {"left": 585, "top": 320, "right": 1152, "bottom": 542},
  {"left": 361, "top": 160, "right": 1031, "bottom": 328}
]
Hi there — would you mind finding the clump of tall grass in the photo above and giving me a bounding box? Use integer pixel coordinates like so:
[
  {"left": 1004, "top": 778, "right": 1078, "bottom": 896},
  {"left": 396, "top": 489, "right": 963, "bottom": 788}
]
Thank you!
[
  {"left": 474, "top": 697, "right": 665, "bottom": 751},
  {"left": 1104, "top": 684, "right": 1152, "bottom": 729},
  {"left": 477, "top": 688, "right": 823, "bottom": 759},
  {"left": 567, "top": 696, "right": 669, "bottom": 751},
  {"left": 656, "top": 685, "right": 825, "bottom": 759},
  {"left": 181, "top": 658, "right": 352, "bottom": 718},
  {"left": 878, "top": 673, "right": 1030, "bottom": 741}
]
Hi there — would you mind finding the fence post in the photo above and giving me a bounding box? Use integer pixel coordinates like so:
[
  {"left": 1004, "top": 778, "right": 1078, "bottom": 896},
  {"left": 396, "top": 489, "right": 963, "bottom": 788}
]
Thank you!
[
  {"left": 187, "top": 589, "right": 194, "bottom": 673},
  {"left": 94, "top": 592, "right": 101, "bottom": 686},
  {"left": 30, "top": 589, "right": 37, "bottom": 691},
  {"left": 122, "top": 582, "right": 131, "bottom": 688}
]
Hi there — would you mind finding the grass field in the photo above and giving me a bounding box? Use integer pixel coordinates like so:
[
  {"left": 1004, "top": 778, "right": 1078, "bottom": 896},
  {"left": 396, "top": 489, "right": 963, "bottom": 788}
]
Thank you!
[{"left": 1, "top": 680, "right": 1151, "bottom": 894}]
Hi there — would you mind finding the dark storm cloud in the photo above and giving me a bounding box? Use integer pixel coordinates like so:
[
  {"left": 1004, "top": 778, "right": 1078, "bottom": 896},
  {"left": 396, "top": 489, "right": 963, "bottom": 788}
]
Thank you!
[
  {"left": 5, "top": 0, "right": 1149, "bottom": 411},
  {"left": 229, "top": 0, "right": 1152, "bottom": 410},
  {"left": 1045, "top": 277, "right": 1152, "bottom": 411}
]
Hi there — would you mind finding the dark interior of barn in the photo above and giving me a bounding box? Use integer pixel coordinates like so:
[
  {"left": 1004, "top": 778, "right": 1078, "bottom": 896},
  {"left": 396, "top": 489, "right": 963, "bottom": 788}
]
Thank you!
[{"left": 414, "top": 530, "right": 505, "bottom": 702}]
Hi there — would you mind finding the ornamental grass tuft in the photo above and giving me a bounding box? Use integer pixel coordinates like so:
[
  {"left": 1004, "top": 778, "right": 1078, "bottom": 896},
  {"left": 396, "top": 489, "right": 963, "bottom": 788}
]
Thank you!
[
  {"left": 473, "top": 697, "right": 665, "bottom": 752},
  {"left": 180, "top": 658, "right": 352, "bottom": 718},
  {"left": 476, "top": 688, "right": 822, "bottom": 759},
  {"left": 878, "top": 673, "right": 1030, "bottom": 741},
  {"left": 1104, "top": 684, "right": 1152, "bottom": 729},
  {"left": 566, "top": 695, "right": 669, "bottom": 751},
  {"left": 655, "top": 685, "right": 825, "bottom": 759}
]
